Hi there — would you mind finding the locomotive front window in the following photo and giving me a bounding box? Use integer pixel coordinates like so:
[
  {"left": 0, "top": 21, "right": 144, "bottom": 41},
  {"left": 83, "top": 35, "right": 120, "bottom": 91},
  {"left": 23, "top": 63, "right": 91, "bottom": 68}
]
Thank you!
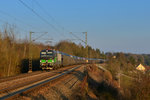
[
  {"left": 40, "top": 50, "right": 54, "bottom": 59},
  {"left": 47, "top": 51, "right": 53, "bottom": 54},
  {"left": 46, "top": 50, "right": 54, "bottom": 58},
  {"left": 47, "top": 54, "right": 53, "bottom": 58},
  {"left": 40, "top": 51, "right": 46, "bottom": 58},
  {"left": 40, "top": 54, "right": 47, "bottom": 58},
  {"left": 41, "top": 52, "right": 46, "bottom": 54}
]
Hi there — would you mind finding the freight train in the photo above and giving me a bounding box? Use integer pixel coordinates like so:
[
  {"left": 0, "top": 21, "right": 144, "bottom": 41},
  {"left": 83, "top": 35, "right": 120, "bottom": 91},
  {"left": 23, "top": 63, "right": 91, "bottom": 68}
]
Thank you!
[{"left": 40, "top": 49, "right": 104, "bottom": 70}]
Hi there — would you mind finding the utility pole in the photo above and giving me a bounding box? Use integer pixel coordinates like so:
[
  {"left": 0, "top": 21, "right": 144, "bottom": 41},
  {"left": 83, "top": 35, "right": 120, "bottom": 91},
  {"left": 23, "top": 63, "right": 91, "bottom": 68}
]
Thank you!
[
  {"left": 28, "top": 31, "right": 34, "bottom": 73},
  {"left": 28, "top": 31, "right": 47, "bottom": 73},
  {"left": 83, "top": 32, "right": 88, "bottom": 63},
  {"left": 69, "top": 31, "right": 88, "bottom": 58},
  {"left": 118, "top": 61, "right": 121, "bottom": 88},
  {"left": 82, "top": 32, "right": 87, "bottom": 47},
  {"left": 118, "top": 71, "right": 120, "bottom": 88},
  {"left": 83, "top": 32, "right": 88, "bottom": 58},
  {"left": 45, "top": 40, "right": 53, "bottom": 49}
]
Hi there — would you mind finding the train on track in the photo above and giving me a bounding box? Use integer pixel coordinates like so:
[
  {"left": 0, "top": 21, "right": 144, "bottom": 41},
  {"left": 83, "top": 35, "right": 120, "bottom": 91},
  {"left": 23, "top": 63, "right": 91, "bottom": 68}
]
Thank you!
[{"left": 40, "top": 49, "right": 105, "bottom": 70}]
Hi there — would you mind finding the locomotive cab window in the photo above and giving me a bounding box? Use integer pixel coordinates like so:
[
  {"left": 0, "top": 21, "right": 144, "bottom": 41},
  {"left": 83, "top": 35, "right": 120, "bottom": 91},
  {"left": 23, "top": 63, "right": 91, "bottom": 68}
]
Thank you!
[{"left": 40, "top": 50, "right": 55, "bottom": 59}]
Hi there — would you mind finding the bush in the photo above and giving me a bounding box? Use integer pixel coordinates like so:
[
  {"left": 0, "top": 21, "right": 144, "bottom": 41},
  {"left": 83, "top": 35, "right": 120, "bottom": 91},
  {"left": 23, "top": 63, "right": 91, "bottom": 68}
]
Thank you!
[{"left": 130, "top": 73, "right": 150, "bottom": 100}]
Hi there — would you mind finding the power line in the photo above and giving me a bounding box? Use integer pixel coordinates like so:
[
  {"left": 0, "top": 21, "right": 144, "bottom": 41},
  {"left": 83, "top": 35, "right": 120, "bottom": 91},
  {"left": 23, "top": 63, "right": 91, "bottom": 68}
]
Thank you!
[
  {"left": 33, "top": 0, "right": 88, "bottom": 44},
  {"left": 33, "top": 0, "right": 68, "bottom": 37},
  {"left": 0, "top": 17, "right": 29, "bottom": 33},
  {"left": 34, "top": 0, "right": 57, "bottom": 24},
  {"left": 33, "top": 0, "right": 84, "bottom": 40},
  {"left": 70, "top": 32, "right": 86, "bottom": 44},
  {"left": 18, "top": 0, "right": 86, "bottom": 43},
  {"left": 18, "top": 0, "right": 66, "bottom": 38},
  {"left": 34, "top": 0, "right": 68, "bottom": 30},
  {"left": 32, "top": 32, "right": 48, "bottom": 41},
  {"left": 0, "top": 10, "right": 39, "bottom": 30}
]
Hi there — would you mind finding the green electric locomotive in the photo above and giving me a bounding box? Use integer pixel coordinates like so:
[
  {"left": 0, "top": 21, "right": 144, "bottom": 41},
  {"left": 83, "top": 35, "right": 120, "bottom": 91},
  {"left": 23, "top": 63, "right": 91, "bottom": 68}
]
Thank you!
[{"left": 40, "top": 49, "right": 62, "bottom": 70}]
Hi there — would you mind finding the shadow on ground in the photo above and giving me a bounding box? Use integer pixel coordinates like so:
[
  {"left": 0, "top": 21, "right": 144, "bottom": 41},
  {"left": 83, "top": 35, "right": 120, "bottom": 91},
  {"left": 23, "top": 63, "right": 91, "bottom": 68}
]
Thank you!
[
  {"left": 20, "top": 58, "right": 41, "bottom": 73},
  {"left": 52, "top": 87, "right": 69, "bottom": 100},
  {"left": 87, "top": 73, "right": 122, "bottom": 100},
  {"left": 20, "top": 94, "right": 46, "bottom": 100}
]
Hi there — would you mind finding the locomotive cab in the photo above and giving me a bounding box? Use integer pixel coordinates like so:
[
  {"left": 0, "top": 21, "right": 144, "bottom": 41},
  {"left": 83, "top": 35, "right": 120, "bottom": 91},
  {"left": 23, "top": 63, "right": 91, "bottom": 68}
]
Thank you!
[{"left": 40, "top": 49, "right": 56, "bottom": 70}]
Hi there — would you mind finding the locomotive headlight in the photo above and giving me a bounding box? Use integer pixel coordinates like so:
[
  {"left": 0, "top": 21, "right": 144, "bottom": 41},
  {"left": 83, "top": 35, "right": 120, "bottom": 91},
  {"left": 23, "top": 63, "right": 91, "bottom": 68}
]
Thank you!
[{"left": 42, "top": 63, "right": 46, "bottom": 66}]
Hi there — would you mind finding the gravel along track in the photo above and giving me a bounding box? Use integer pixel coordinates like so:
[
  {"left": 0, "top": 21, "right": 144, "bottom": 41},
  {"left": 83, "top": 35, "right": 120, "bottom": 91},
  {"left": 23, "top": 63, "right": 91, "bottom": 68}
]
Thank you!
[
  {"left": 0, "top": 65, "right": 78, "bottom": 97},
  {"left": 0, "top": 71, "right": 43, "bottom": 83},
  {"left": 16, "top": 65, "right": 86, "bottom": 100}
]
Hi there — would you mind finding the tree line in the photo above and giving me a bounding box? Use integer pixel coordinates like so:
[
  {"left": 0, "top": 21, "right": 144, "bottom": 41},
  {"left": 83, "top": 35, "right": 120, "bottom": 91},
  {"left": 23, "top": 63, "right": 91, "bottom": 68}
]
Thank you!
[{"left": 55, "top": 40, "right": 105, "bottom": 59}]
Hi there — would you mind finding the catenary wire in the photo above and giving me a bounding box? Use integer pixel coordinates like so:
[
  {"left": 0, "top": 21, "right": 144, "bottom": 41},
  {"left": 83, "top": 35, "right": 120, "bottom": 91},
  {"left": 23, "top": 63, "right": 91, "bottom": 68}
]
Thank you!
[{"left": 18, "top": 0, "right": 66, "bottom": 38}]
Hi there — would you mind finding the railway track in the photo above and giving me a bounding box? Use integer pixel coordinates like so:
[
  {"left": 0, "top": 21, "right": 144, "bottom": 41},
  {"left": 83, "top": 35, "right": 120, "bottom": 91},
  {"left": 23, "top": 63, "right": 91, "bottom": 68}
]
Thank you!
[
  {"left": 0, "top": 71, "right": 43, "bottom": 83},
  {"left": 0, "top": 65, "right": 81, "bottom": 100}
]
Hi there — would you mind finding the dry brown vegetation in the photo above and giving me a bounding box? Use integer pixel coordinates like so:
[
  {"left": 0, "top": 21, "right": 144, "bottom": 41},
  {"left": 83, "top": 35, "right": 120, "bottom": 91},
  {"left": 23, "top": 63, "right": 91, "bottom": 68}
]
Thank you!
[
  {"left": 0, "top": 25, "right": 50, "bottom": 77},
  {"left": 87, "top": 65, "right": 121, "bottom": 100},
  {"left": 105, "top": 53, "right": 150, "bottom": 100},
  {"left": 130, "top": 73, "right": 150, "bottom": 100},
  {"left": 75, "top": 64, "right": 150, "bottom": 100},
  {"left": 71, "top": 64, "right": 121, "bottom": 100}
]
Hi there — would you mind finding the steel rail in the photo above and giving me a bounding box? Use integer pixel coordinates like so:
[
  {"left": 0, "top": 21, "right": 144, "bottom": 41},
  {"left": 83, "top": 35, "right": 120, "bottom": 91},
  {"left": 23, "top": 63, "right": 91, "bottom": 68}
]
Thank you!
[
  {"left": 0, "top": 71, "right": 43, "bottom": 83},
  {"left": 0, "top": 65, "right": 81, "bottom": 100},
  {"left": 0, "top": 66, "right": 77, "bottom": 94}
]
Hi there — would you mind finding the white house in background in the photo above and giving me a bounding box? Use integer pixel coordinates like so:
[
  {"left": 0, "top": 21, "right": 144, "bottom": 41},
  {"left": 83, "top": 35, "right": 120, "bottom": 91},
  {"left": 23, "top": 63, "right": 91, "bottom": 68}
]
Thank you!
[{"left": 136, "top": 64, "right": 146, "bottom": 71}]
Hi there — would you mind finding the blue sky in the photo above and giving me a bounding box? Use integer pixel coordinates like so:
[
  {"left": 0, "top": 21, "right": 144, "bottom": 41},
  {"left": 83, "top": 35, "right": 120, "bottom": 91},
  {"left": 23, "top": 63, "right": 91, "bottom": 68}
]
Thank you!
[{"left": 0, "top": 0, "right": 150, "bottom": 54}]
